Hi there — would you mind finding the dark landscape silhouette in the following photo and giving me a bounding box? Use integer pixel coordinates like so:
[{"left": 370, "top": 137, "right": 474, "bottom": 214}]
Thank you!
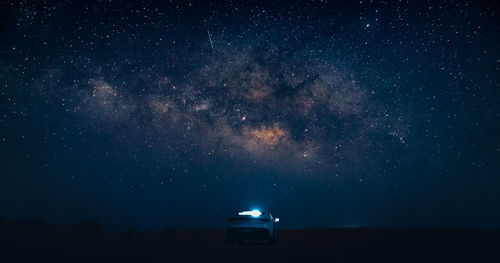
[{"left": 1, "top": 216, "right": 499, "bottom": 262}]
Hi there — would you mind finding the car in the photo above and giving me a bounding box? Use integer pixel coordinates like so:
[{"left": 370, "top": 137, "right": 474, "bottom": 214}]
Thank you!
[{"left": 226, "top": 209, "right": 279, "bottom": 243}]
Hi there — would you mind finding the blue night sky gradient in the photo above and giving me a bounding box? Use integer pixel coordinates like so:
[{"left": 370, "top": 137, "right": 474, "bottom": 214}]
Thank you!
[{"left": 0, "top": 0, "right": 499, "bottom": 230}]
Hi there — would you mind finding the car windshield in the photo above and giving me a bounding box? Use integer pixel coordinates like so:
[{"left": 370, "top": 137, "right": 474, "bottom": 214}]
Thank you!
[{"left": 229, "top": 217, "right": 269, "bottom": 222}]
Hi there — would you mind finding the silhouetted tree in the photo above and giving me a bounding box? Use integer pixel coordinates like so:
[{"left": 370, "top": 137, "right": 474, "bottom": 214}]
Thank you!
[{"left": 126, "top": 227, "right": 134, "bottom": 237}]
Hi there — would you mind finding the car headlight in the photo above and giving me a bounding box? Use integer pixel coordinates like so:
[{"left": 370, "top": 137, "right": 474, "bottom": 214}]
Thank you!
[{"left": 238, "top": 209, "right": 262, "bottom": 217}]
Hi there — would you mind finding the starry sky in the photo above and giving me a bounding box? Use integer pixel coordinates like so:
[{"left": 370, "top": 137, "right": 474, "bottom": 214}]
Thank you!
[{"left": 1, "top": 0, "right": 499, "bottom": 230}]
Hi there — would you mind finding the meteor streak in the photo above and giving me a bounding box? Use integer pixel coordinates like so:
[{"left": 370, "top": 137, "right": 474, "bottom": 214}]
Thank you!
[{"left": 207, "top": 30, "right": 214, "bottom": 54}]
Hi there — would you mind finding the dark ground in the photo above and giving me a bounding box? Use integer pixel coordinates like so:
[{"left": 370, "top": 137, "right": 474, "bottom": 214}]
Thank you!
[{"left": 1, "top": 218, "right": 499, "bottom": 262}]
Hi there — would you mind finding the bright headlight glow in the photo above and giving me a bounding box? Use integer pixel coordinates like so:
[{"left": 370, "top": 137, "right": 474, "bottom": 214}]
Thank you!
[{"left": 238, "top": 209, "right": 262, "bottom": 217}]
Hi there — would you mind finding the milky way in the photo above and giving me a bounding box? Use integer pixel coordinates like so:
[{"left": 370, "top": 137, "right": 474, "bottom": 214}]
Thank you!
[{"left": 70, "top": 40, "right": 410, "bottom": 176}]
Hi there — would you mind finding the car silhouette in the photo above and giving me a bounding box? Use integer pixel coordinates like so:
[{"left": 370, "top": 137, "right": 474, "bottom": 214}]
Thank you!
[{"left": 226, "top": 209, "right": 279, "bottom": 243}]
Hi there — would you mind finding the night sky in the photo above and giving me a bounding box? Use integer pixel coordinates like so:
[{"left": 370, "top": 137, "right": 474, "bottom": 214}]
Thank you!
[{"left": 1, "top": 0, "right": 499, "bottom": 230}]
